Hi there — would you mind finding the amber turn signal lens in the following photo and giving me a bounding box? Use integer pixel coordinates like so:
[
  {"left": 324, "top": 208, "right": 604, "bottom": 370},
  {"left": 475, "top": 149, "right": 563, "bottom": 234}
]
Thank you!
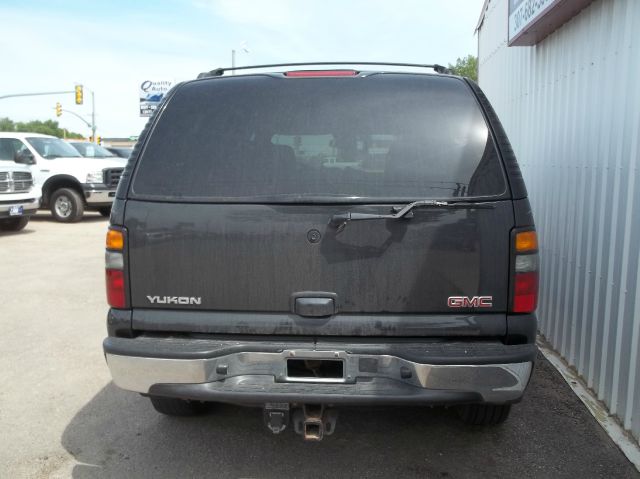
[
  {"left": 515, "top": 231, "right": 538, "bottom": 252},
  {"left": 106, "top": 228, "right": 124, "bottom": 250}
]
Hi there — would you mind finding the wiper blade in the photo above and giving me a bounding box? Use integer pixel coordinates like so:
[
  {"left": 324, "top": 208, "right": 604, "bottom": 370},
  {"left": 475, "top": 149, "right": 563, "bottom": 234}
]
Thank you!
[{"left": 329, "top": 200, "right": 494, "bottom": 233}]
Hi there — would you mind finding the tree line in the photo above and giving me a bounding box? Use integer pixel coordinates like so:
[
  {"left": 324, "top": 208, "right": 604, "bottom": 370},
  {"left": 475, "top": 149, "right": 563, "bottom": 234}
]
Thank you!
[
  {"left": 448, "top": 55, "right": 478, "bottom": 81},
  {"left": 0, "top": 117, "right": 85, "bottom": 139}
]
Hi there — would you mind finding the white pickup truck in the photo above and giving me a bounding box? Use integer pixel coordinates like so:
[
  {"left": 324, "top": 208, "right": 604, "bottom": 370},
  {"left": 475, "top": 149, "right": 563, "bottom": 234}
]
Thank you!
[
  {"left": 0, "top": 162, "right": 41, "bottom": 231},
  {"left": 0, "top": 132, "right": 126, "bottom": 222}
]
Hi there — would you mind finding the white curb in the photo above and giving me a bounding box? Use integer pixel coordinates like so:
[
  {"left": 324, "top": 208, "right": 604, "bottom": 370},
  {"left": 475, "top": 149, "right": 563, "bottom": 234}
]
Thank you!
[{"left": 538, "top": 340, "right": 640, "bottom": 471}]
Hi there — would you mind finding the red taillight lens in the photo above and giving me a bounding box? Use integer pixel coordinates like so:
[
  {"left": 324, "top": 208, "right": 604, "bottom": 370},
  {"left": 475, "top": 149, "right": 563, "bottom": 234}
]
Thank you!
[
  {"left": 106, "top": 269, "right": 125, "bottom": 308},
  {"left": 511, "top": 228, "right": 539, "bottom": 313},
  {"left": 513, "top": 271, "right": 538, "bottom": 313},
  {"left": 106, "top": 227, "right": 126, "bottom": 309},
  {"left": 285, "top": 70, "right": 358, "bottom": 77}
]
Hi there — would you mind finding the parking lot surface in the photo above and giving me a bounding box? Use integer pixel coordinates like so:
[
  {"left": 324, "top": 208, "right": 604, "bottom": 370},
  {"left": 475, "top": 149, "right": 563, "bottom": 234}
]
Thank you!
[{"left": 1, "top": 213, "right": 638, "bottom": 479}]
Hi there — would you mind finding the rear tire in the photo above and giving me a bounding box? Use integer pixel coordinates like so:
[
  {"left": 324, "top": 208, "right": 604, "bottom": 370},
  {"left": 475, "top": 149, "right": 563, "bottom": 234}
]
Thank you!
[
  {"left": 98, "top": 206, "right": 111, "bottom": 217},
  {"left": 457, "top": 404, "right": 511, "bottom": 425},
  {"left": 0, "top": 217, "right": 29, "bottom": 231},
  {"left": 149, "top": 395, "right": 210, "bottom": 416},
  {"left": 50, "top": 188, "right": 84, "bottom": 222}
]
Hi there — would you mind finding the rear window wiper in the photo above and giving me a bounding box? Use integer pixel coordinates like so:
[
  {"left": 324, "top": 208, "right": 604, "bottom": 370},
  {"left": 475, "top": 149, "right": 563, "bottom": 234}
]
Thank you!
[{"left": 329, "top": 200, "right": 494, "bottom": 233}]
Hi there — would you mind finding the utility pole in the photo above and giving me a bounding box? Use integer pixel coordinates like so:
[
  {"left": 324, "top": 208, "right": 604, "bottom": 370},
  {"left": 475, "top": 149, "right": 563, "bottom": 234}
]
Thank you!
[{"left": 230, "top": 43, "right": 249, "bottom": 76}]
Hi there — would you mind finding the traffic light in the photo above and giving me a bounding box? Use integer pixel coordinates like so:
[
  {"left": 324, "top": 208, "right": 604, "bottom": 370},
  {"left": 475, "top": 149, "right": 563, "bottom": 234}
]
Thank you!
[
  {"left": 75, "top": 85, "right": 83, "bottom": 105},
  {"left": 96, "top": 136, "right": 102, "bottom": 145},
  {"left": 55, "top": 102, "right": 62, "bottom": 117}
]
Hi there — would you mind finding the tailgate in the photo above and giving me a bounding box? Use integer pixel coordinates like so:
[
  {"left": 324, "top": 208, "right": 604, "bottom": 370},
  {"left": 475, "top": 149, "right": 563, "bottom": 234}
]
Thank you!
[{"left": 126, "top": 200, "right": 513, "bottom": 314}]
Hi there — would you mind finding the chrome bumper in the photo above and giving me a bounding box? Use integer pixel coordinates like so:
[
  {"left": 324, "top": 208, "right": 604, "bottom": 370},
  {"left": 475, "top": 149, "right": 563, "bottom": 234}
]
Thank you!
[
  {"left": 105, "top": 349, "right": 533, "bottom": 404},
  {"left": 82, "top": 185, "right": 117, "bottom": 204},
  {"left": 0, "top": 197, "right": 40, "bottom": 214}
]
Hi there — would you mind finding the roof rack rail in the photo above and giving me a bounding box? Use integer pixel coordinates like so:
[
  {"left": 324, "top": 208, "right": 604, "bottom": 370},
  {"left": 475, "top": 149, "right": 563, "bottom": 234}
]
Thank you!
[{"left": 197, "top": 62, "right": 451, "bottom": 79}]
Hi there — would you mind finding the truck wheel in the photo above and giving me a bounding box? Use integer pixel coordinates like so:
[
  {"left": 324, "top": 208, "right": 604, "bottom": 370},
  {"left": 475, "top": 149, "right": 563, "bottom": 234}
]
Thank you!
[
  {"left": 50, "top": 188, "right": 84, "bottom": 222},
  {"left": 149, "top": 395, "right": 210, "bottom": 416},
  {"left": 457, "top": 404, "right": 511, "bottom": 425},
  {"left": 98, "top": 207, "right": 111, "bottom": 217},
  {"left": 0, "top": 217, "right": 29, "bottom": 231}
]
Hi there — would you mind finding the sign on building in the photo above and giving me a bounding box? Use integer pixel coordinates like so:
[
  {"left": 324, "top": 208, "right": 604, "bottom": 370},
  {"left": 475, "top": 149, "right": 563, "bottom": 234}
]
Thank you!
[
  {"left": 508, "top": 0, "right": 593, "bottom": 46},
  {"left": 139, "top": 80, "right": 174, "bottom": 117}
]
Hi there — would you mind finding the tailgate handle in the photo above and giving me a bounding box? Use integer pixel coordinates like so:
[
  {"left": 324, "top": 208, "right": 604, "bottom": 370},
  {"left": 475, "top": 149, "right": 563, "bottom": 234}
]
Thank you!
[{"left": 294, "top": 297, "right": 335, "bottom": 317}]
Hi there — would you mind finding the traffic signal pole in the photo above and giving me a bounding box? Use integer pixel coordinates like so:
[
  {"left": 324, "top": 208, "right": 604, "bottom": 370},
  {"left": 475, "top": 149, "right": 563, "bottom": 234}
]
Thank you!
[
  {"left": 59, "top": 108, "right": 92, "bottom": 128},
  {"left": 91, "top": 90, "right": 96, "bottom": 143},
  {"left": 0, "top": 90, "right": 74, "bottom": 100},
  {"left": 2, "top": 86, "right": 97, "bottom": 142}
]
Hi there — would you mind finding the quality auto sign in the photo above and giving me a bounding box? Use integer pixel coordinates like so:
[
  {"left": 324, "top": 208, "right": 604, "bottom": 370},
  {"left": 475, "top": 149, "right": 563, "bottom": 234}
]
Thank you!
[{"left": 139, "top": 79, "right": 174, "bottom": 117}]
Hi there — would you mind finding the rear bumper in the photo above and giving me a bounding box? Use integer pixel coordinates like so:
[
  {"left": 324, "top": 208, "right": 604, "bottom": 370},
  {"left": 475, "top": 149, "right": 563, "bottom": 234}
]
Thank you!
[{"left": 103, "top": 336, "right": 536, "bottom": 405}]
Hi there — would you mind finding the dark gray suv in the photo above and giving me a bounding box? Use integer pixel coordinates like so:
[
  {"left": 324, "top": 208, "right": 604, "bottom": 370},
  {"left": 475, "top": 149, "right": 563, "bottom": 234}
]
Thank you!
[{"left": 103, "top": 63, "right": 539, "bottom": 440}]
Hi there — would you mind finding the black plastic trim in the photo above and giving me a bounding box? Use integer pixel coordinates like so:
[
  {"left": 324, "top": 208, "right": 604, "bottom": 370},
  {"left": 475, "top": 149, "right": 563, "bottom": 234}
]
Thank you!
[
  {"left": 464, "top": 78, "right": 528, "bottom": 200},
  {"left": 513, "top": 198, "right": 535, "bottom": 227},
  {"left": 506, "top": 313, "right": 538, "bottom": 344},
  {"left": 107, "top": 309, "right": 133, "bottom": 337}
]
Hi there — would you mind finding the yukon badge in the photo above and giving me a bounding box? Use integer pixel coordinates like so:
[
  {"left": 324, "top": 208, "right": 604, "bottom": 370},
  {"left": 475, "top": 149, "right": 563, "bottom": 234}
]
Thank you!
[
  {"left": 147, "top": 295, "right": 202, "bottom": 305},
  {"left": 448, "top": 296, "right": 493, "bottom": 308}
]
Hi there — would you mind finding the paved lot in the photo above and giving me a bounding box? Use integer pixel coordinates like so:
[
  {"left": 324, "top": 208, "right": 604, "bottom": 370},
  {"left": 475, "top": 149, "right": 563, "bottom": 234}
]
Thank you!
[{"left": 1, "top": 213, "right": 638, "bottom": 479}]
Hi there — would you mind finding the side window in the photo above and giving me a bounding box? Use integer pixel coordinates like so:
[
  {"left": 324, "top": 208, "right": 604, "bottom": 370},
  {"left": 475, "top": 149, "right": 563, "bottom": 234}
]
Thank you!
[
  {"left": 0, "top": 138, "right": 17, "bottom": 161},
  {"left": 12, "top": 140, "right": 31, "bottom": 158}
]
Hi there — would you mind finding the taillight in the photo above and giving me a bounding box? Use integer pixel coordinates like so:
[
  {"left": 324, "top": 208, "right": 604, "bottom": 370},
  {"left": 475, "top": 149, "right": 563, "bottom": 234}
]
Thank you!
[
  {"left": 106, "top": 269, "right": 125, "bottom": 308},
  {"left": 511, "top": 230, "right": 539, "bottom": 313},
  {"left": 105, "top": 227, "right": 126, "bottom": 308}
]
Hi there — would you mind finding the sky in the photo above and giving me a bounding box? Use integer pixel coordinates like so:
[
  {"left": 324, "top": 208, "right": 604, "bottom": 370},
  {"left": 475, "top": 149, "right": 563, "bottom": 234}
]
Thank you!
[{"left": 0, "top": 0, "right": 484, "bottom": 138}]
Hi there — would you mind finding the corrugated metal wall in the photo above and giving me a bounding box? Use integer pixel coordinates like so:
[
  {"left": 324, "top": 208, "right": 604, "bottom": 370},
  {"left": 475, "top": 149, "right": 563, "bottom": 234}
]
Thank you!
[{"left": 478, "top": 0, "right": 640, "bottom": 442}]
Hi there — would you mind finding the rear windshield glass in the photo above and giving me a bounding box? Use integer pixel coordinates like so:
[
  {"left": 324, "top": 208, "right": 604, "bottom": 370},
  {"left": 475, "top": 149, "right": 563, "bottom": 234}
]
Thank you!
[{"left": 132, "top": 75, "right": 507, "bottom": 202}]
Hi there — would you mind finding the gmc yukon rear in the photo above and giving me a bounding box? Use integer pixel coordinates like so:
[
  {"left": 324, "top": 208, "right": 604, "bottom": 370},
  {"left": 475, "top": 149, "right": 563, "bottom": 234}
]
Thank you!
[{"left": 103, "top": 63, "right": 539, "bottom": 440}]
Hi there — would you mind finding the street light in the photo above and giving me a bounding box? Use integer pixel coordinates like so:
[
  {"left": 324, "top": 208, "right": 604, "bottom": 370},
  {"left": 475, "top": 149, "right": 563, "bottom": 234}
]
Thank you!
[{"left": 231, "top": 42, "right": 250, "bottom": 75}]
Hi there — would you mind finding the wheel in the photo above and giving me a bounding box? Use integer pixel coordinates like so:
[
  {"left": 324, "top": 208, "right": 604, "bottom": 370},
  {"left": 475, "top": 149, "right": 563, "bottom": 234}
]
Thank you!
[
  {"left": 98, "top": 206, "right": 112, "bottom": 217},
  {"left": 457, "top": 404, "right": 511, "bottom": 425},
  {"left": 0, "top": 217, "right": 29, "bottom": 231},
  {"left": 50, "top": 188, "right": 84, "bottom": 222},
  {"left": 149, "top": 395, "right": 210, "bottom": 416}
]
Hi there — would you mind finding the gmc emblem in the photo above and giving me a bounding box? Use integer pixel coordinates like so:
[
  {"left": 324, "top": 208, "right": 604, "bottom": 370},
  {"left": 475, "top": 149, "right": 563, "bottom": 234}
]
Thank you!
[{"left": 447, "top": 296, "right": 493, "bottom": 308}]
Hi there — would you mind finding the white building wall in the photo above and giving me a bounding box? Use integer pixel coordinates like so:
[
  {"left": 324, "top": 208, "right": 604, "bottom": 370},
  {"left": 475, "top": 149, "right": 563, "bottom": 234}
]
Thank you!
[{"left": 478, "top": 0, "right": 640, "bottom": 442}]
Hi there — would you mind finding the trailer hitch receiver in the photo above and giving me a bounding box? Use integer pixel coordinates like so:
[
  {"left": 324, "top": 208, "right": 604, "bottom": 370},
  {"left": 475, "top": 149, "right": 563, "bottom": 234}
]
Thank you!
[{"left": 293, "top": 404, "right": 338, "bottom": 441}]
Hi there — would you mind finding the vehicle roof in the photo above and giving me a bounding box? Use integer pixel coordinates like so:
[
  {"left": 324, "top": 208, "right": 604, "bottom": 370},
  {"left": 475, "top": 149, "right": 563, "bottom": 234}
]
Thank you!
[
  {"left": 0, "top": 132, "right": 56, "bottom": 139},
  {"left": 185, "top": 71, "right": 465, "bottom": 95},
  {"left": 193, "top": 70, "right": 458, "bottom": 82},
  {"left": 196, "top": 62, "right": 454, "bottom": 78}
]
